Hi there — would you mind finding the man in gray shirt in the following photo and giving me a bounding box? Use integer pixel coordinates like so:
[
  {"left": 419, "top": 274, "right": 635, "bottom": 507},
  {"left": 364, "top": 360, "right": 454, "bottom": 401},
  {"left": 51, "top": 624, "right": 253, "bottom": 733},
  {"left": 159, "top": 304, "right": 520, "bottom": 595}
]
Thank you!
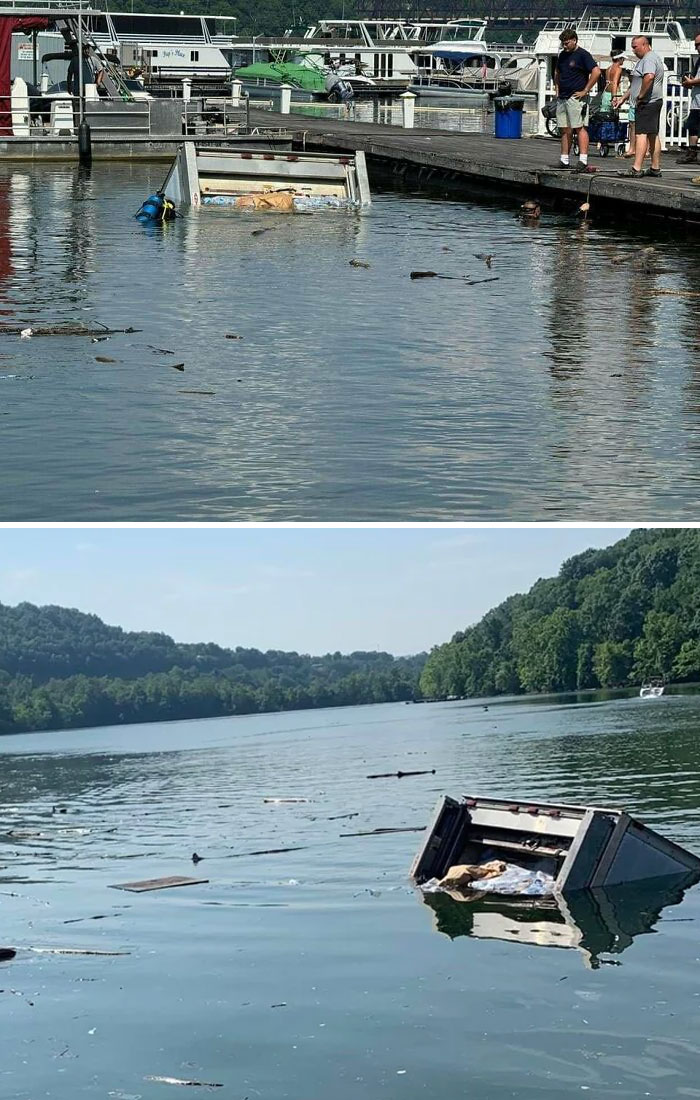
[{"left": 617, "top": 35, "right": 665, "bottom": 177}]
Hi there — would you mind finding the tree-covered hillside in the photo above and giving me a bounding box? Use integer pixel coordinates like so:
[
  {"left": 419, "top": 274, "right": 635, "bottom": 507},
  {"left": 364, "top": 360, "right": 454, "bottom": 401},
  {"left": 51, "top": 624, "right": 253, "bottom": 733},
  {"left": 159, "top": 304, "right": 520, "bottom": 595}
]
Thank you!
[
  {"left": 0, "top": 602, "right": 425, "bottom": 734},
  {"left": 420, "top": 529, "right": 700, "bottom": 700}
]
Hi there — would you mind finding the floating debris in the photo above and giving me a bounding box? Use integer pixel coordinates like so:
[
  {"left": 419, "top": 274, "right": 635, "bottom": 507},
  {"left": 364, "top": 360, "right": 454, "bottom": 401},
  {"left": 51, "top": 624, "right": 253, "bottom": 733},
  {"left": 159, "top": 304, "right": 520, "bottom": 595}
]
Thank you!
[
  {"left": 251, "top": 227, "right": 275, "bottom": 236},
  {"left": 230, "top": 846, "right": 307, "bottom": 858},
  {"left": 473, "top": 253, "right": 494, "bottom": 267},
  {"left": 349, "top": 259, "right": 370, "bottom": 269},
  {"left": 63, "top": 915, "right": 110, "bottom": 924},
  {"left": 192, "top": 852, "right": 204, "bottom": 864},
  {"left": 0, "top": 323, "right": 141, "bottom": 337},
  {"left": 20, "top": 327, "right": 32, "bottom": 338},
  {"left": 366, "top": 769, "right": 436, "bottom": 779},
  {"left": 95, "top": 356, "right": 118, "bottom": 363},
  {"left": 409, "top": 271, "right": 499, "bottom": 285},
  {"left": 263, "top": 798, "right": 309, "bottom": 804},
  {"left": 224, "top": 333, "right": 241, "bottom": 340},
  {"left": 178, "top": 390, "right": 215, "bottom": 396},
  {"left": 0, "top": 948, "right": 16, "bottom": 961},
  {"left": 109, "top": 875, "right": 209, "bottom": 893},
  {"left": 341, "top": 826, "right": 426, "bottom": 837},
  {"left": 144, "top": 1076, "right": 223, "bottom": 1088},
  {"left": 169, "top": 363, "right": 185, "bottom": 372},
  {"left": 651, "top": 288, "right": 700, "bottom": 298},
  {"left": 147, "top": 345, "right": 175, "bottom": 355},
  {"left": 29, "top": 947, "right": 130, "bottom": 956}
]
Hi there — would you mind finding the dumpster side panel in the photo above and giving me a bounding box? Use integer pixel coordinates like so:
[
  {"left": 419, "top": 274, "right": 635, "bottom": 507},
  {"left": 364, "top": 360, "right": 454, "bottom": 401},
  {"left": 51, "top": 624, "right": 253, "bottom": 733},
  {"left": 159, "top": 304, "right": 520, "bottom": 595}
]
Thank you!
[
  {"left": 409, "top": 796, "right": 469, "bottom": 884},
  {"left": 556, "top": 811, "right": 617, "bottom": 893},
  {"left": 602, "top": 826, "right": 700, "bottom": 886}
]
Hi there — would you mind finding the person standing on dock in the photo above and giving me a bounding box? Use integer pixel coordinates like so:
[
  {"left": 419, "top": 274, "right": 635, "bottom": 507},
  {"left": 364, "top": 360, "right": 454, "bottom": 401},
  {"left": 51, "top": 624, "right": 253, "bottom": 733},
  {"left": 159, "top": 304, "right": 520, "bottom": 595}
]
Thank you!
[
  {"left": 678, "top": 34, "right": 700, "bottom": 164},
  {"left": 554, "top": 29, "right": 601, "bottom": 174},
  {"left": 616, "top": 36, "right": 665, "bottom": 178},
  {"left": 601, "top": 51, "right": 626, "bottom": 113}
]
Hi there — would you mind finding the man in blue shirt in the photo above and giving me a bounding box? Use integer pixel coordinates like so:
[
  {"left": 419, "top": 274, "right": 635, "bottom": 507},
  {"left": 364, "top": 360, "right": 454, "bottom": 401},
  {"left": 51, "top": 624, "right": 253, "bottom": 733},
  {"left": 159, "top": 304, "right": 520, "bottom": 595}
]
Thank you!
[{"left": 554, "top": 29, "right": 601, "bottom": 173}]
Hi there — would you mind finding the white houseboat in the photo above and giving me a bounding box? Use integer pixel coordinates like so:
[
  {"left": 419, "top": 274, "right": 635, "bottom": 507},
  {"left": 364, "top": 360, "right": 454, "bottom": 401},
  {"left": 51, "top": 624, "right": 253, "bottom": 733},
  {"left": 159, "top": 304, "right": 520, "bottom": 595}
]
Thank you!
[{"left": 532, "top": 2, "right": 697, "bottom": 85}]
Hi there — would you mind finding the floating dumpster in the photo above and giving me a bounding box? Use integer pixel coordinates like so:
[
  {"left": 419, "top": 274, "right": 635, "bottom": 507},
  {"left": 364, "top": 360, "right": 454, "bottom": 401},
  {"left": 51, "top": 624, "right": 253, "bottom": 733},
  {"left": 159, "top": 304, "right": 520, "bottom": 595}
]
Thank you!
[{"left": 410, "top": 794, "right": 700, "bottom": 895}]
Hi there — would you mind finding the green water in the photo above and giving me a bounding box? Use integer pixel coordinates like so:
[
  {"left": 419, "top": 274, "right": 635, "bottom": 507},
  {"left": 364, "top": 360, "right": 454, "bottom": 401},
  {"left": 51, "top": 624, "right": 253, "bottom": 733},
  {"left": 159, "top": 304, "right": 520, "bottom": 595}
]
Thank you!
[{"left": 2, "top": 692, "right": 700, "bottom": 1099}]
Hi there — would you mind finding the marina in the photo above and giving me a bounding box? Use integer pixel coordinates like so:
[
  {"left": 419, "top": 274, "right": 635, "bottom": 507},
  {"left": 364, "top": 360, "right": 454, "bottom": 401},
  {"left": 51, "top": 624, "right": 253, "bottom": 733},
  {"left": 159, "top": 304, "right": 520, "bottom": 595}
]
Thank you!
[{"left": 3, "top": 1, "right": 700, "bottom": 520}]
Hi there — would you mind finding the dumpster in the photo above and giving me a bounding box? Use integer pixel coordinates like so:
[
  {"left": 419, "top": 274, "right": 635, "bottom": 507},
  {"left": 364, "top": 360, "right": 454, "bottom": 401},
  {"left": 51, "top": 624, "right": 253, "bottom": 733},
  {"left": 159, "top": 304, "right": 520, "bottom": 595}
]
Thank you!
[
  {"left": 410, "top": 794, "right": 700, "bottom": 895},
  {"left": 494, "top": 96, "right": 524, "bottom": 139}
]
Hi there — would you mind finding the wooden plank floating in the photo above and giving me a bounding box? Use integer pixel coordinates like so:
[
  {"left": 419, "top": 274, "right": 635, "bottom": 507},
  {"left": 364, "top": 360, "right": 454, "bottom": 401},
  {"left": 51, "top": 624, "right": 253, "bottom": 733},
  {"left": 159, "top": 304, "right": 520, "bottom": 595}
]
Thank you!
[{"left": 109, "top": 876, "right": 209, "bottom": 893}]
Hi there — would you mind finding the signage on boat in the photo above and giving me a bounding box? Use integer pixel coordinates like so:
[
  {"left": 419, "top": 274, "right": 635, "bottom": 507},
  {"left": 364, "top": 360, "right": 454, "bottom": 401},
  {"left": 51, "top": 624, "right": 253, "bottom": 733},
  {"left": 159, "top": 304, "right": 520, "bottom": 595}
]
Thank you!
[{"left": 17, "top": 43, "right": 33, "bottom": 60}]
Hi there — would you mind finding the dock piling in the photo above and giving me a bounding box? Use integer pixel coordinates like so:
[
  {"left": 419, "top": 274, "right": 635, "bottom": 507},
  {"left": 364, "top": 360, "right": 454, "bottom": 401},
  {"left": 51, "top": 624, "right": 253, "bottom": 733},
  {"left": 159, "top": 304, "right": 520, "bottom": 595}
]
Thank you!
[
  {"left": 400, "top": 91, "right": 416, "bottom": 130},
  {"left": 280, "top": 84, "right": 292, "bottom": 115}
]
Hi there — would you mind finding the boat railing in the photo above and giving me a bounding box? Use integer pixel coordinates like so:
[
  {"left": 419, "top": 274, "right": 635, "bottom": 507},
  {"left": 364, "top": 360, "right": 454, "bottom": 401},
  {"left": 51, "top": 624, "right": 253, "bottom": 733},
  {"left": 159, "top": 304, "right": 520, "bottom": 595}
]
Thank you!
[
  {"left": 4, "top": 89, "right": 262, "bottom": 139},
  {"left": 0, "top": 0, "right": 91, "bottom": 7},
  {"left": 490, "top": 42, "right": 534, "bottom": 54},
  {"left": 4, "top": 90, "right": 154, "bottom": 136},
  {"left": 540, "top": 13, "right": 681, "bottom": 34}
]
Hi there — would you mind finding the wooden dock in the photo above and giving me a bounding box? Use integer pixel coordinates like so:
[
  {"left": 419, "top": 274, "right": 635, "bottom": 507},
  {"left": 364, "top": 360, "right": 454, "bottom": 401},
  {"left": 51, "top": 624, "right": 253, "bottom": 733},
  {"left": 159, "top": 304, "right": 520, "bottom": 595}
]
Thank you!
[{"left": 249, "top": 105, "right": 700, "bottom": 223}]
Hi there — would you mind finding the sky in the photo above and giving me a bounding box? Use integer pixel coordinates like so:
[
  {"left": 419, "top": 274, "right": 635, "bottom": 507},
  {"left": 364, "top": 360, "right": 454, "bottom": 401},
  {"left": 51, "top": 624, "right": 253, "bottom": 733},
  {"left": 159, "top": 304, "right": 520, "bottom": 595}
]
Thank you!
[{"left": 0, "top": 527, "right": 634, "bottom": 656}]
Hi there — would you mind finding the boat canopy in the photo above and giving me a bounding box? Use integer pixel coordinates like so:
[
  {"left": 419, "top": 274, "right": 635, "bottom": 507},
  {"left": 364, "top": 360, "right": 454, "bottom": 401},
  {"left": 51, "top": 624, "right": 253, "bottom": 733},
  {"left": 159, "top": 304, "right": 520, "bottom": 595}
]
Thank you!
[{"left": 431, "top": 49, "right": 487, "bottom": 63}]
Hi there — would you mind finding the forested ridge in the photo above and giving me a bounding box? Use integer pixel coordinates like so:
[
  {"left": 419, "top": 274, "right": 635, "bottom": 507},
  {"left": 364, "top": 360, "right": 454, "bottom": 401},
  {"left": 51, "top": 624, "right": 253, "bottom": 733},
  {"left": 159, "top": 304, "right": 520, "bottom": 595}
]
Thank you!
[
  {"left": 420, "top": 529, "right": 700, "bottom": 700},
  {"left": 3, "top": 528, "right": 698, "bottom": 736},
  {"left": 0, "top": 602, "right": 424, "bottom": 734}
]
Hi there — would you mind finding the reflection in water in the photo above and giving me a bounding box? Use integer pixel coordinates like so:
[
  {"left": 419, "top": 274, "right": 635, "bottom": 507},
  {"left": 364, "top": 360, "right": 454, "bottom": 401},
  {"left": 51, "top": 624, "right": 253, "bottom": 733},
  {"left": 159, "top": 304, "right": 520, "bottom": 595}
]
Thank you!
[{"left": 420, "top": 872, "right": 700, "bottom": 969}]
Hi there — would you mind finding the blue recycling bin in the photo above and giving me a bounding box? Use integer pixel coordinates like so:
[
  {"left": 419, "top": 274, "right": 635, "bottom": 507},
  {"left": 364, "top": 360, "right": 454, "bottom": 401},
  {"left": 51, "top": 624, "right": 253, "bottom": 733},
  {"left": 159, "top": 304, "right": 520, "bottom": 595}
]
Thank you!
[{"left": 494, "top": 97, "right": 524, "bottom": 139}]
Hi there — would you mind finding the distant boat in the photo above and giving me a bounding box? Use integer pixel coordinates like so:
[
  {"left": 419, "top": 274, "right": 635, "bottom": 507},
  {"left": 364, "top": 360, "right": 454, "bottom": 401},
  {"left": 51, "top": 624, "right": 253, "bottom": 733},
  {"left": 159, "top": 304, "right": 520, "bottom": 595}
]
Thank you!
[{"left": 640, "top": 679, "right": 665, "bottom": 699}]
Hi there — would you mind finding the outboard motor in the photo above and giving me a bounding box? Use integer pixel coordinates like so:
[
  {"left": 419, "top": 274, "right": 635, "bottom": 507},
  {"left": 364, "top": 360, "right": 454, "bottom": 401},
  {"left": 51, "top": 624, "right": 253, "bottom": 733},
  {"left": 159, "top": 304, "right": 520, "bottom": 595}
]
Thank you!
[{"left": 325, "top": 67, "right": 354, "bottom": 104}]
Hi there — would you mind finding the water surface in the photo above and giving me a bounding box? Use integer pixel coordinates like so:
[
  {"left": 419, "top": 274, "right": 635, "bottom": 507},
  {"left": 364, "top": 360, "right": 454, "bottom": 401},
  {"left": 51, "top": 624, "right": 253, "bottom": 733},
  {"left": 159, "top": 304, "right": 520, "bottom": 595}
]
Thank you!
[
  {"left": 2, "top": 160, "right": 700, "bottom": 519},
  {"left": 2, "top": 692, "right": 700, "bottom": 1099}
]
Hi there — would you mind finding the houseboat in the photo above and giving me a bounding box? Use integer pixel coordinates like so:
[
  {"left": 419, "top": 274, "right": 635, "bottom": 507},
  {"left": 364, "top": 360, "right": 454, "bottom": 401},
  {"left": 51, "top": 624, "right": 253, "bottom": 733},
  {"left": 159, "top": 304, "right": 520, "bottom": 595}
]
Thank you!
[{"left": 532, "top": 2, "right": 697, "bottom": 86}]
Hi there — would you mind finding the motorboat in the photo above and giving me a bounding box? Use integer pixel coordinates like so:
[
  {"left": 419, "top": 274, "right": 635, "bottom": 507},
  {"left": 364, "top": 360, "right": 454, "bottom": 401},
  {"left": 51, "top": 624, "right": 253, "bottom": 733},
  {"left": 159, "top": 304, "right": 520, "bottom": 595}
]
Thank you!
[
  {"left": 408, "top": 72, "right": 498, "bottom": 101},
  {"left": 233, "top": 53, "right": 376, "bottom": 100},
  {"left": 229, "top": 20, "right": 418, "bottom": 95},
  {"left": 493, "top": 52, "right": 540, "bottom": 96},
  {"left": 640, "top": 679, "right": 665, "bottom": 698},
  {"left": 163, "top": 141, "right": 371, "bottom": 213}
]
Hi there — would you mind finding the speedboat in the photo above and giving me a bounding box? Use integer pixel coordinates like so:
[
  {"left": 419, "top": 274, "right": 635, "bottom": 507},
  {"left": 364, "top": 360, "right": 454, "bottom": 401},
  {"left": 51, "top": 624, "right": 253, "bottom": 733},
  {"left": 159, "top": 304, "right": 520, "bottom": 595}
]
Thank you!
[{"left": 640, "top": 679, "right": 665, "bottom": 698}]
